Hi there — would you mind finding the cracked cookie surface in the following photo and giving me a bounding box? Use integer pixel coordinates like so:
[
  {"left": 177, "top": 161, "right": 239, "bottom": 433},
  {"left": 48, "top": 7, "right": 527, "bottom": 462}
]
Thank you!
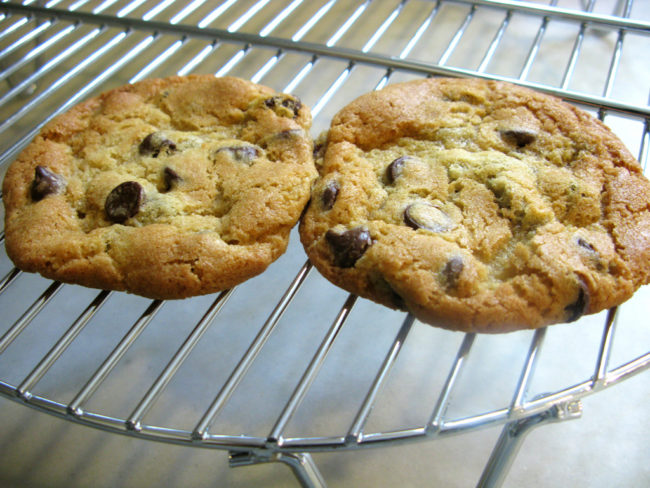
[
  {"left": 299, "top": 77, "right": 650, "bottom": 333},
  {"left": 3, "top": 75, "right": 316, "bottom": 299}
]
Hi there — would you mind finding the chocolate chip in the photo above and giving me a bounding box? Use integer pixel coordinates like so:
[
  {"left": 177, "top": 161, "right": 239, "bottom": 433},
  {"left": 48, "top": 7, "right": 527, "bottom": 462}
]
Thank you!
[
  {"left": 442, "top": 256, "right": 464, "bottom": 288},
  {"left": 139, "top": 132, "right": 177, "bottom": 157},
  {"left": 215, "top": 145, "right": 260, "bottom": 165},
  {"left": 264, "top": 95, "right": 302, "bottom": 118},
  {"left": 576, "top": 237, "right": 596, "bottom": 253},
  {"left": 275, "top": 129, "right": 303, "bottom": 139},
  {"left": 386, "top": 156, "right": 409, "bottom": 184},
  {"left": 31, "top": 166, "right": 65, "bottom": 201},
  {"left": 565, "top": 277, "right": 590, "bottom": 322},
  {"left": 404, "top": 202, "right": 453, "bottom": 232},
  {"left": 575, "top": 236, "right": 604, "bottom": 270},
  {"left": 321, "top": 181, "right": 339, "bottom": 210},
  {"left": 325, "top": 227, "right": 372, "bottom": 268},
  {"left": 258, "top": 130, "right": 305, "bottom": 153},
  {"left": 313, "top": 142, "right": 325, "bottom": 159},
  {"left": 163, "top": 167, "right": 181, "bottom": 192},
  {"left": 105, "top": 181, "right": 144, "bottom": 223},
  {"left": 500, "top": 128, "right": 537, "bottom": 147}
]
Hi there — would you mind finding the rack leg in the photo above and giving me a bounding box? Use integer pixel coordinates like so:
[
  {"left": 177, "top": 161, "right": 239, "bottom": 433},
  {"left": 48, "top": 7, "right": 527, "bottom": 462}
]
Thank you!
[
  {"left": 477, "top": 400, "right": 582, "bottom": 488},
  {"left": 229, "top": 450, "right": 327, "bottom": 488}
]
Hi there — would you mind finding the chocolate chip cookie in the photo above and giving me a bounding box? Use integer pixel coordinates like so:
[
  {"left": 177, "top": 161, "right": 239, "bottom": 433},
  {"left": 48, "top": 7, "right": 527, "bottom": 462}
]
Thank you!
[
  {"left": 3, "top": 75, "right": 316, "bottom": 299},
  {"left": 299, "top": 77, "right": 650, "bottom": 333}
]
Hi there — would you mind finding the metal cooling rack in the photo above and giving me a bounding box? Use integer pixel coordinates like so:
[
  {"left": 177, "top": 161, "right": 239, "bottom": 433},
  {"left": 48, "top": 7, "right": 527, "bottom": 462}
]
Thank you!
[{"left": 1, "top": 1, "right": 649, "bottom": 487}]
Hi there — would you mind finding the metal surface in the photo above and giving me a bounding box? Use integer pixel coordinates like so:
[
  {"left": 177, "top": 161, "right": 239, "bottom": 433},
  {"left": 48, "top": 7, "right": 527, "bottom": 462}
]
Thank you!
[
  {"left": 0, "top": 1, "right": 649, "bottom": 487},
  {"left": 477, "top": 398, "right": 584, "bottom": 488}
]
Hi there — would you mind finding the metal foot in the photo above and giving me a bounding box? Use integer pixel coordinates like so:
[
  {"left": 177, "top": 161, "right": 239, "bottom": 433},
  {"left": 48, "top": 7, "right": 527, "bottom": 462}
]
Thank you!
[
  {"left": 477, "top": 400, "right": 583, "bottom": 488},
  {"left": 229, "top": 450, "right": 327, "bottom": 488}
]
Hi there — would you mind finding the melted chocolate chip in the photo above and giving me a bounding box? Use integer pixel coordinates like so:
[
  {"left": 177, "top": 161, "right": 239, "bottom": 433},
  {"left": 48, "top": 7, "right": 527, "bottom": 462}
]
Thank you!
[
  {"left": 500, "top": 128, "right": 537, "bottom": 147},
  {"left": 105, "top": 181, "right": 144, "bottom": 223},
  {"left": 386, "top": 156, "right": 409, "bottom": 184},
  {"left": 404, "top": 202, "right": 453, "bottom": 232},
  {"left": 442, "top": 256, "right": 464, "bottom": 289},
  {"left": 321, "top": 181, "right": 339, "bottom": 210},
  {"left": 565, "top": 277, "right": 590, "bottom": 322},
  {"left": 163, "top": 167, "right": 181, "bottom": 192},
  {"left": 263, "top": 95, "right": 302, "bottom": 118},
  {"left": 215, "top": 146, "right": 260, "bottom": 165},
  {"left": 31, "top": 166, "right": 65, "bottom": 201},
  {"left": 139, "top": 132, "right": 177, "bottom": 157},
  {"left": 325, "top": 227, "right": 372, "bottom": 268}
]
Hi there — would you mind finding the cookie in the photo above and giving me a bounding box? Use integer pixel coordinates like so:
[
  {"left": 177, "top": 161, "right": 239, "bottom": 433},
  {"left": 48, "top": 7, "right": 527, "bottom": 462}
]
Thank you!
[
  {"left": 2, "top": 75, "right": 316, "bottom": 299},
  {"left": 299, "top": 77, "right": 650, "bottom": 333}
]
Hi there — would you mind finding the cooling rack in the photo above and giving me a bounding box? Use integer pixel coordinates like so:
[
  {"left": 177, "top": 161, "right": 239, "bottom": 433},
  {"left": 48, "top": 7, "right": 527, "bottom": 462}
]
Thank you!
[{"left": 0, "top": 1, "right": 649, "bottom": 487}]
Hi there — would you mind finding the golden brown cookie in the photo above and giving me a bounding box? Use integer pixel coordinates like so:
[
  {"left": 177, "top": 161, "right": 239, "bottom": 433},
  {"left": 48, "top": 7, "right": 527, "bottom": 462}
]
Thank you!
[
  {"left": 299, "top": 77, "right": 650, "bottom": 333},
  {"left": 3, "top": 75, "right": 316, "bottom": 299}
]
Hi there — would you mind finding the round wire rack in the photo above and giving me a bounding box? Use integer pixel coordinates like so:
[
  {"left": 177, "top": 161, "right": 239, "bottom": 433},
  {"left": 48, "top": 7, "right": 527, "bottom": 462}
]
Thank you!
[{"left": 0, "top": 1, "right": 649, "bottom": 487}]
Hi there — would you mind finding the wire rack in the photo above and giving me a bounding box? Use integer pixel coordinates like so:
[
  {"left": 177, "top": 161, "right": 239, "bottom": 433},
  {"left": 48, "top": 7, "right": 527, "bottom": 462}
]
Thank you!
[{"left": 0, "top": 1, "right": 649, "bottom": 487}]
